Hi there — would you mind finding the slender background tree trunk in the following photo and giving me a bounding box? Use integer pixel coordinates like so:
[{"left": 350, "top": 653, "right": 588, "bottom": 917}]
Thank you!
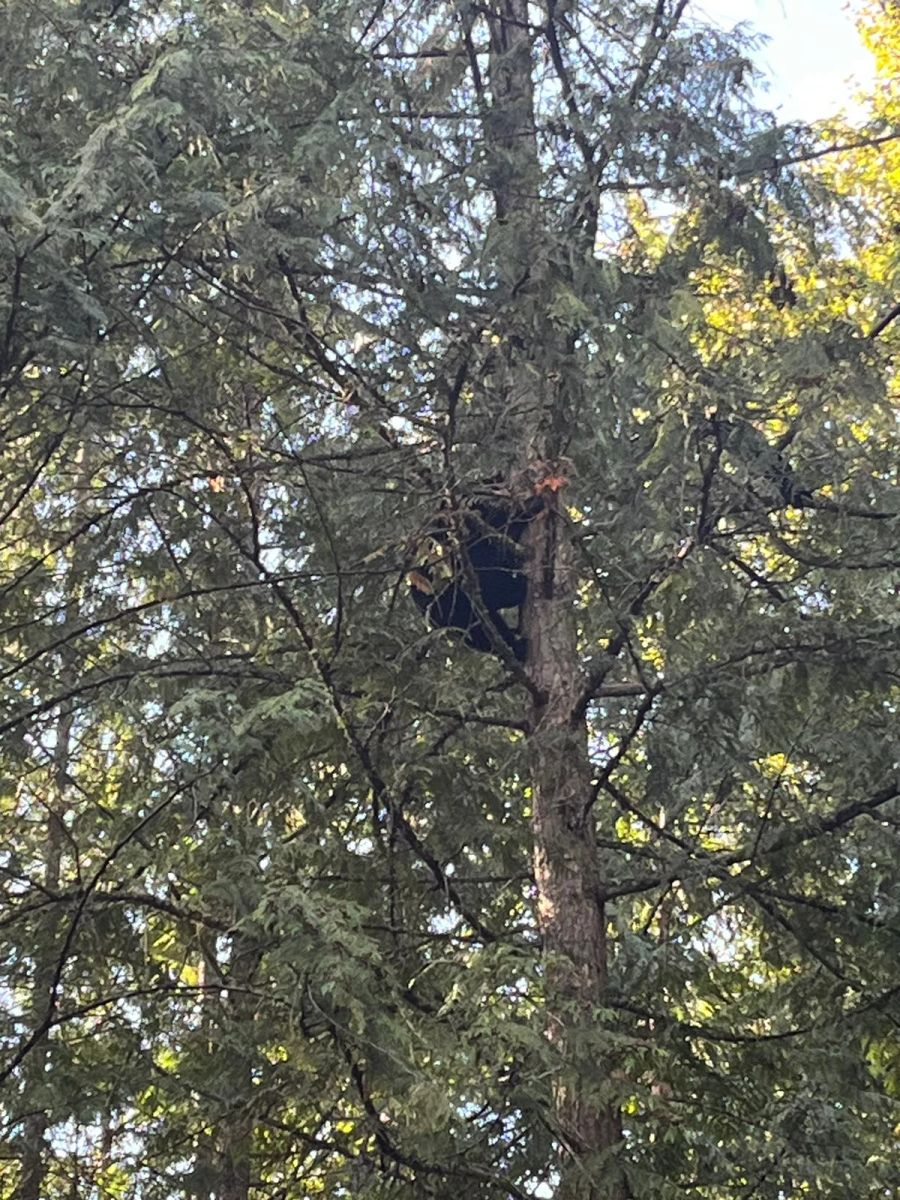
[{"left": 15, "top": 717, "right": 67, "bottom": 1200}]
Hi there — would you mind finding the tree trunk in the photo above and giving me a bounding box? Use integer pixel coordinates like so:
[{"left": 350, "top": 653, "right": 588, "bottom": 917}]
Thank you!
[
  {"left": 524, "top": 498, "right": 627, "bottom": 1200},
  {"left": 217, "top": 941, "right": 255, "bottom": 1200},
  {"left": 15, "top": 714, "right": 70, "bottom": 1200},
  {"left": 481, "top": 4, "right": 627, "bottom": 1195}
]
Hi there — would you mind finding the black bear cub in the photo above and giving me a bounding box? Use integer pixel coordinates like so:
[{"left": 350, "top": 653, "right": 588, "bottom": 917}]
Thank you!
[{"left": 408, "top": 493, "right": 542, "bottom": 663}]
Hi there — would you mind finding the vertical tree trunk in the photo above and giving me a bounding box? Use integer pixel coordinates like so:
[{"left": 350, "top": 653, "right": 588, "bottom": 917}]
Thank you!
[
  {"left": 15, "top": 714, "right": 70, "bottom": 1200},
  {"left": 194, "top": 912, "right": 257, "bottom": 1200},
  {"left": 481, "top": 4, "right": 627, "bottom": 1195},
  {"left": 15, "top": 446, "right": 101, "bottom": 1198},
  {"left": 524, "top": 498, "right": 627, "bottom": 1200},
  {"left": 211, "top": 388, "right": 266, "bottom": 1200},
  {"left": 217, "top": 938, "right": 256, "bottom": 1200}
]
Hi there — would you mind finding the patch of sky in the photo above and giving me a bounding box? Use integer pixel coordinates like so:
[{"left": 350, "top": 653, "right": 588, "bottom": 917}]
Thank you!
[{"left": 698, "top": 0, "right": 874, "bottom": 123}]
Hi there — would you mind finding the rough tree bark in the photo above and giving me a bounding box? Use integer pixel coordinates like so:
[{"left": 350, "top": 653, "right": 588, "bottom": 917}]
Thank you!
[
  {"left": 481, "top": 4, "right": 627, "bottom": 1197},
  {"left": 524, "top": 493, "right": 627, "bottom": 1200}
]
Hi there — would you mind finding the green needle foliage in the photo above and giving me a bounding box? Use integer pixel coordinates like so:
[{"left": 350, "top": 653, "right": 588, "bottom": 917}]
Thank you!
[{"left": 0, "top": 2, "right": 897, "bottom": 1198}]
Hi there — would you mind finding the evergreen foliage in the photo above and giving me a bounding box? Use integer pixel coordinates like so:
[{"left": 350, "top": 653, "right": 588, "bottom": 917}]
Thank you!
[{"left": 1, "top": 1, "right": 898, "bottom": 1197}]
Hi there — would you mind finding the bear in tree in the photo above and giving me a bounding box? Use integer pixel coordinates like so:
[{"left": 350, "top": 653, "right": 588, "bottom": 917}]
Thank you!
[{"left": 408, "top": 489, "right": 544, "bottom": 664}]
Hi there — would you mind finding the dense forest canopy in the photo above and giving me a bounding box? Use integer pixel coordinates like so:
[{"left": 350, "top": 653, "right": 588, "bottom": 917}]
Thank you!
[{"left": 1, "top": 1, "right": 898, "bottom": 1198}]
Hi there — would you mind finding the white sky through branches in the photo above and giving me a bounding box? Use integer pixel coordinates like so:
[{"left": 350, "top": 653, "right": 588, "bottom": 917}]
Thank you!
[{"left": 700, "top": 0, "right": 874, "bottom": 121}]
